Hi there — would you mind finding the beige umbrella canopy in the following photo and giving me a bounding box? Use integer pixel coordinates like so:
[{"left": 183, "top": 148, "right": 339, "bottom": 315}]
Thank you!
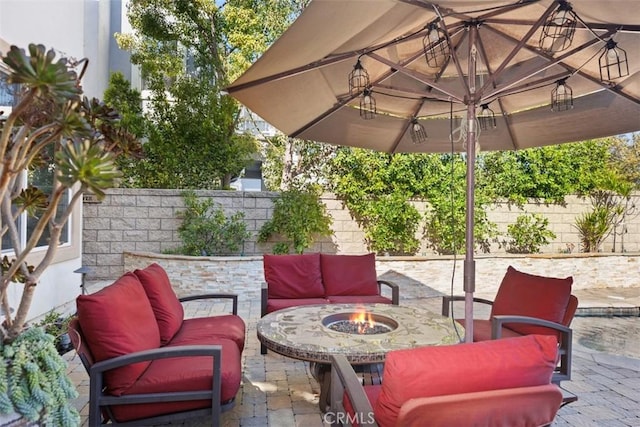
[{"left": 228, "top": 0, "right": 640, "bottom": 341}]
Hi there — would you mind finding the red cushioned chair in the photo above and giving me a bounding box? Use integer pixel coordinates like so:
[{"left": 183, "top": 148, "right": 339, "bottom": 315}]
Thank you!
[
  {"left": 330, "top": 335, "right": 563, "bottom": 427},
  {"left": 442, "top": 266, "right": 578, "bottom": 386}
]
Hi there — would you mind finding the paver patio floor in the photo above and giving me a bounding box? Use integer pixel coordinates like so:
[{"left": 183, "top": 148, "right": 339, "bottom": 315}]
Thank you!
[{"left": 64, "top": 280, "right": 640, "bottom": 426}]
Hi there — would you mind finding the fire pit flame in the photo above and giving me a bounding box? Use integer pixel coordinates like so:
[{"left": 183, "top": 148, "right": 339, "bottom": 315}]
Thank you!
[
  {"left": 351, "top": 310, "right": 376, "bottom": 334},
  {"left": 322, "top": 310, "right": 398, "bottom": 335}
]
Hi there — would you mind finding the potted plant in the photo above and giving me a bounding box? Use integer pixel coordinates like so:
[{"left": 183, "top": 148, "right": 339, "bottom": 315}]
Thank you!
[
  {"left": 0, "top": 44, "right": 139, "bottom": 425},
  {"left": 33, "top": 310, "right": 74, "bottom": 355}
]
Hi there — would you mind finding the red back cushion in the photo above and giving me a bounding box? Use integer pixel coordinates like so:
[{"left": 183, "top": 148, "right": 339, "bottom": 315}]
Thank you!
[
  {"left": 320, "top": 253, "right": 379, "bottom": 296},
  {"left": 374, "top": 335, "right": 558, "bottom": 427},
  {"left": 263, "top": 253, "right": 324, "bottom": 298},
  {"left": 491, "top": 266, "right": 573, "bottom": 336},
  {"left": 76, "top": 273, "right": 161, "bottom": 396},
  {"left": 134, "top": 263, "right": 184, "bottom": 344}
]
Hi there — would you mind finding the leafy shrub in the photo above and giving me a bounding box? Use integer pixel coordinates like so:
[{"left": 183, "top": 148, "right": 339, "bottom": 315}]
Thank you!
[
  {"left": 258, "top": 189, "right": 333, "bottom": 254},
  {"left": 423, "top": 196, "right": 497, "bottom": 255},
  {"left": 574, "top": 206, "right": 615, "bottom": 252},
  {"left": 172, "top": 191, "right": 250, "bottom": 256},
  {"left": 504, "top": 213, "right": 556, "bottom": 254}
]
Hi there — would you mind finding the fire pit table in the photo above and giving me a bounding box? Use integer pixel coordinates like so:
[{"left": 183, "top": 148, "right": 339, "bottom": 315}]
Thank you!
[{"left": 257, "top": 303, "right": 462, "bottom": 411}]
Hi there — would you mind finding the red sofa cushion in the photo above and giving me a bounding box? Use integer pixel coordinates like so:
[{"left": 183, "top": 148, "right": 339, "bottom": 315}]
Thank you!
[
  {"left": 491, "top": 266, "right": 573, "bottom": 336},
  {"left": 321, "top": 253, "right": 379, "bottom": 296},
  {"left": 266, "top": 297, "right": 329, "bottom": 314},
  {"left": 373, "top": 335, "right": 558, "bottom": 427},
  {"left": 264, "top": 253, "right": 325, "bottom": 298},
  {"left": 76, "top": 273, "right": 161, "bottom": 396},
  {"left": 327, "top": 295, "right": 392, "bottom": 305},
  {"left": 109, "top": 337, "right": 242, "bottom": 422},
  {"left": 175, "top": 316, "right": 246, "bottom": 351},
  {"left": 134, "top": 263, "right": 184, "bottom": 344}
]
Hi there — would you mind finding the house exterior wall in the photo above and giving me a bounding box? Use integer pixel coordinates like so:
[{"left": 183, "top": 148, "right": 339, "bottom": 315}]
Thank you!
[
  {"left": 0, "top": 1, "right": 133, "bottom": 321},
  {"left": 84, "top": 188, "right": 640, "bottom": 280},
  {"left": 0, "top": 0, "right": 134, "bottom": 99}
]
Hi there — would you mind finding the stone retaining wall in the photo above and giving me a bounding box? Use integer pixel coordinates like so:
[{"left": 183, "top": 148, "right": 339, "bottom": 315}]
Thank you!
[
  {"left": 85, "top": 188, "right": 640, "bottom": 280},
  {"left": 124, "top": 251, "right": 640, "bottom": 301}
]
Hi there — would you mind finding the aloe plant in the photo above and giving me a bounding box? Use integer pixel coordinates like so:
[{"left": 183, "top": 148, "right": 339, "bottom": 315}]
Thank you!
[{"left": 0, "top": 44, "right": 140, "bottom": 342}]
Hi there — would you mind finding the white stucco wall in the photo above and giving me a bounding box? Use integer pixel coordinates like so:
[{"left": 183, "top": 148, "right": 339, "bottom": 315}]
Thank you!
[
  {"left": 0, "top": 0, "right": 120, "bottom": 99},
  {"left": 0, "top": 2, "right": 103, "bottom": 319}
]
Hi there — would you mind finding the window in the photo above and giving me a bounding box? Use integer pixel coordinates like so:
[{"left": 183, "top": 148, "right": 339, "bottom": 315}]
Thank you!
[{"left": 0, "top": 70, "right": 71, "bottom": 254}]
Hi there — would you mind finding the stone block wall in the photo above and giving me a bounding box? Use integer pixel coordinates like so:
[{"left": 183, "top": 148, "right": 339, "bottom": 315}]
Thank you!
[{"left": 83, "top": 188, "right": 640, "bottom": 280}]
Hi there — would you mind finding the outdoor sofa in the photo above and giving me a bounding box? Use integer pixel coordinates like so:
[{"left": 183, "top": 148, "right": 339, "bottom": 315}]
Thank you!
[
  {"left": 69, "top": 263, "right": 245, "bottom": 426},
  {"left": 261, "top": 252, "right": 399, "bottom": 353}
]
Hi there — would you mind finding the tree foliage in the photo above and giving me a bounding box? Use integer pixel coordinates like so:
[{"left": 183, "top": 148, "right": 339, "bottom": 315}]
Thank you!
[
  {"left": 609, "top": 133, "right": 640, "bottom": 187},
  {"left": 326, "top": 148, "right": 494, "bottom": 255},
  {"left": 114, "top": 0, "right": 308, "bottom": 189},
  {"left": 478, "top": 139, "right": 614, "bottom": 206},
  {"left": 322, "top": 136, "right": 637, "bottom": 255}
]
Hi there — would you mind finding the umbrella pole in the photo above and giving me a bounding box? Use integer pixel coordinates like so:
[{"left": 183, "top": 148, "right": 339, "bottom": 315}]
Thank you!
[
  {"left": 464, "top": 27, "right": 479, "bottom": 343},
  {"left": 464, "top": 103, "right": 476, "bottom": 344}
]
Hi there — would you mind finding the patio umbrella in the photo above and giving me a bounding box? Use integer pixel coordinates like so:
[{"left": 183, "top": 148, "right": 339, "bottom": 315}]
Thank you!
[{"left": 227, "top": 0, "right": 640, "bottom": 342}]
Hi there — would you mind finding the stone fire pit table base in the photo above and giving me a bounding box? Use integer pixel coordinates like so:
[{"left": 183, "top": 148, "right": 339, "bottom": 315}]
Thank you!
[{"left": 257, "top": 303, "right": 463, "bottom": 411}]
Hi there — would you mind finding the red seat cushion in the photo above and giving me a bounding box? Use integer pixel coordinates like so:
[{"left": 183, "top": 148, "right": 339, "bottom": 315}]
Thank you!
[
  {"left": 109, "top": 337, "right": 242, "bottom": 422},
  {"left": 266, "top": 298, "right": 329, "bottom": 314},
  {"left": 459, "top": 319, "right": 523, "bottom": 342},
  {"left": 327, "top": 295, "right": 393, "bottom": 305},
  {"left": 373, "top": 335, "right": 558, "bottom": 427},
  {"left": 264, "top": 253, "right": 325, "bottom": 298},
  {"left": 491, "top": 266, "right": 573, "bottom": 336},
  {"left": 175, "top": 316, "right": 246, "bottom": 351},
  {"left": 321, "top": 253, "right": 379, "bottom": 296},
  {"left": 134, "top": 263, "right": 184, "bottom": 344},
  {"left": 76, "top": 273, "right": 161, "bottom": 396},
  {"left": 343, "top": 384, "right": 381, "bottom": 427}
]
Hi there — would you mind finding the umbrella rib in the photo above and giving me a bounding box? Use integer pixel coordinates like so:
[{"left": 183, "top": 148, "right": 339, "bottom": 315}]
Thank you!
[
  {"left": 482, "top": 27, "right": 615, "bottom": 100},
  {"left": 485, "top": 19, "right": 640, "bottom": 34},
  {"left": 483, "top": 71, "right": 574, "bottom": 104},
  {"left": 477, "top": 1, "right": 557, "bottom": 97},
  {"left": 288, "top": 64, "right": 404, "bottom": 139},
  {"left": 227, "top": 25, "right": 440, "bottom": 94},
  {"left": 390, "top": 100, "right": 426, "bottom": 154},
  {"left": 374, "top": 85, "right": 454, "bottom": 103},
  {"left": 368, "top": 52, "right": 464, "bottom": 103},
  {"left": 226, "top": 51, "right": 357, "bottom": 93},
  {"left": 475, "top": 29, "right": 521, "bottom": 150},
  {"left": 482, "top": 27, "right": 639, "bottom": 106}
]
